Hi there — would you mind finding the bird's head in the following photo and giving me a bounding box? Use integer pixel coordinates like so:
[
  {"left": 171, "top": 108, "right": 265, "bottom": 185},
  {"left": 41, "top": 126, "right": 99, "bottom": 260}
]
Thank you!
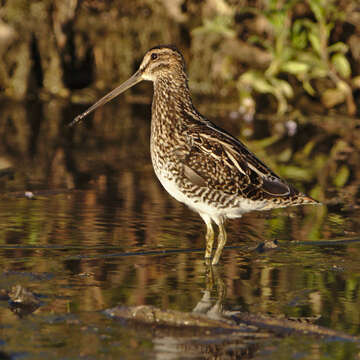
[
  {"left": 139, "top": 45, "right": 186, "bottom": 81},
  {"left": 70, "top": 45, "right": 186, "bottom": 126}
]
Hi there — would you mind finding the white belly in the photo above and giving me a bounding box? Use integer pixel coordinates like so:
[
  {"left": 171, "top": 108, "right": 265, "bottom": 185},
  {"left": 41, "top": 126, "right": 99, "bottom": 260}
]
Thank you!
[{"left": 155, "top": 172, "right": 267, "bottom": 223}]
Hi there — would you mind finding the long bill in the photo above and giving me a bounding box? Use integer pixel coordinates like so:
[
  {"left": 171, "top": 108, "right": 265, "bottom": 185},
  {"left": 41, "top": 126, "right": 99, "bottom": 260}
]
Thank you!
[{"left": 69, "top": 70, "right": 143, "bottom": 127}]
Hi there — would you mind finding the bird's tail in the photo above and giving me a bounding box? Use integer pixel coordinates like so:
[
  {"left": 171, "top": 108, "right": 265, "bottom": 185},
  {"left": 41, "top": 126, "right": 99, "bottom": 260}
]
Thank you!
[
  {"left": 297, "top": 193, "right": 321, "bottom": 206},
  {"left": 286, "top": 182, "right": 321, "bottom": 206},
  {"left": 261, "top": 192, "right": 321, "bottom": 210}
]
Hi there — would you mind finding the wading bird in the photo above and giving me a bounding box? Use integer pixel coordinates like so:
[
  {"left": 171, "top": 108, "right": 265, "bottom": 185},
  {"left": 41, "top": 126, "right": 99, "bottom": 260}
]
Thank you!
[{"left": 71, "top": 45, "right": 318, "bottom": 265}]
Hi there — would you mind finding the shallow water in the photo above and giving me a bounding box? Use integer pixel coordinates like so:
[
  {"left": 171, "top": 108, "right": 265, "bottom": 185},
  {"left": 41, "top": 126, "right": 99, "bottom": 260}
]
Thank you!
[{"left": 0, "top": 99, "right": 360, "bottom": 359}]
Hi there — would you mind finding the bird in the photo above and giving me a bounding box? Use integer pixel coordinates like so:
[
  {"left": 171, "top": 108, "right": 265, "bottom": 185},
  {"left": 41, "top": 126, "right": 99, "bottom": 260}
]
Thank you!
[{"left": 71, "top": 45, "right": 319, "bottom": 265}]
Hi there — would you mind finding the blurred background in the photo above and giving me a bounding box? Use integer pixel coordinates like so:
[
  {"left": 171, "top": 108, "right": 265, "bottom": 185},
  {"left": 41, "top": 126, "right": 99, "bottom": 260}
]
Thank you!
[
  {"left": 0, "top": 0, "right": 359, "bottom": 201},
  {"left": 0, "top": 1, "right": 360, "bottom": 358},
  {"left": 1, "top": 0, "right": 359, "bottom": 111}
]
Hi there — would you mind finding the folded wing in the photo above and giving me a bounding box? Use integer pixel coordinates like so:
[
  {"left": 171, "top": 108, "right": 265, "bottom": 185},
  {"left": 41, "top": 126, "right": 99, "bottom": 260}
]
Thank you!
[{"left": 178, "top": 122, "right": 297, "bottom": 201}]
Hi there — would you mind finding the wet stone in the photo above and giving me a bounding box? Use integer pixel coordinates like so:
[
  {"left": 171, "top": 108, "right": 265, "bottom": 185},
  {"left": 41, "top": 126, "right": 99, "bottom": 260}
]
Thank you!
[
  {"left": 8, "top": 285, "right": 42, "bottom": 317},
  {"left": 255, "top": 239, "right": 279, "bottom": 253}
]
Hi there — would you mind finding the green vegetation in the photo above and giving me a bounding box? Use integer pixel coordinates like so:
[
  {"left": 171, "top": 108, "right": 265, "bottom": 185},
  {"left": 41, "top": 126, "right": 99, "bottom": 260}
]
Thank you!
[
  {"left": 0, "top": 0, "right": 358, "bottom": 116},
  {"left": 192, "top": 0, "right": 359, "bottom": 115}
]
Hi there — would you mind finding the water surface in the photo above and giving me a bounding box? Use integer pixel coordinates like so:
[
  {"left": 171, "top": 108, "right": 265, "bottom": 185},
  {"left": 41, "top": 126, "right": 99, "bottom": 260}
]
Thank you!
[{"left": 0, "top": 99, "right": 359, "bottom": 359}]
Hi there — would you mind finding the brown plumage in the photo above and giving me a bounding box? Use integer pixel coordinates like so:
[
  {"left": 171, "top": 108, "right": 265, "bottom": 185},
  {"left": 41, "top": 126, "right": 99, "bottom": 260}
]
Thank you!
[{"left": 72, "top": 45, "right": 319, "bottom": 265}]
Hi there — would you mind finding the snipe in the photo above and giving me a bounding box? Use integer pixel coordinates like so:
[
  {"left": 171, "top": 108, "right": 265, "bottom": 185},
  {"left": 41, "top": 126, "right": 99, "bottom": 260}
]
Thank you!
[{"left": 72, "top": 45, "right": 319, "bottom": 265}]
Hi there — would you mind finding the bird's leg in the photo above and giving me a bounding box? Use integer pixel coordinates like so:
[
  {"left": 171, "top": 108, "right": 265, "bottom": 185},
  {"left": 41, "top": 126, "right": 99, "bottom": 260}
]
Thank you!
[
  {"left": 207, "top": 265, "right": 226, "bottom": 318},
  {"left": 201, "top": 215, "right": 215, "bottom": 260},
  {"left": 205, "top": 223, "right": 215, "bottom": 260},
  {"left": 212, "top": 221, "right": 227, "bottom": 265}
]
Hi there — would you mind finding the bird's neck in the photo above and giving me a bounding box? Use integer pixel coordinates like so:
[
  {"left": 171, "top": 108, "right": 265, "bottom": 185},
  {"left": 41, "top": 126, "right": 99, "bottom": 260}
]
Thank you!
[{"left": 151, "top": 74, "right": 195, "bottom": 130}]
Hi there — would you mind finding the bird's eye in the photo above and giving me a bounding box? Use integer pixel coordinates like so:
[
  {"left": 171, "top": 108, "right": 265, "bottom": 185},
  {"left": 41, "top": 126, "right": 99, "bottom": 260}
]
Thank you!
[{"left": 151, "top": 53, "right": 158, "bottom": 60}]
